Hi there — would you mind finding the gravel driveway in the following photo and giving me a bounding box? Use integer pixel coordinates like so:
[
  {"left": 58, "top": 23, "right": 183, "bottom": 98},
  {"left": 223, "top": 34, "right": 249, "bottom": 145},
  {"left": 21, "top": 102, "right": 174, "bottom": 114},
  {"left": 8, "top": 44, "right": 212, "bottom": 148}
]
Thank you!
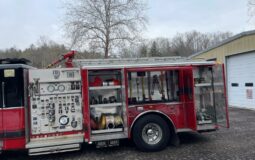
[{"left": 1, "top": 107, "right": 255, "bottom": 160}]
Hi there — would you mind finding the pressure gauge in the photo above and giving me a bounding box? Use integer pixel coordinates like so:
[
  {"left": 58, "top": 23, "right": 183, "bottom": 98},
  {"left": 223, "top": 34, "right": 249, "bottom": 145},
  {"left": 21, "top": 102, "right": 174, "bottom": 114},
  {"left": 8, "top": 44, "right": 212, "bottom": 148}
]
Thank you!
[
  {"left": 59, "top": 115, "right": 69, "bottom": 125},
  {"left": 47, "top": 85, "right": 55, "bottom": 92},
  {"left": 58, "top": 85, "right": 65, "bottom": 92}
]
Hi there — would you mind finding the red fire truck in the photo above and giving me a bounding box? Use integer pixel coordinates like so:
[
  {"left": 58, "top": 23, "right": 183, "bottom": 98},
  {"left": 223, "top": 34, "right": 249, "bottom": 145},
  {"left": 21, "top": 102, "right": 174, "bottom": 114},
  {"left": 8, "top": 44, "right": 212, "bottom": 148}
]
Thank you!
[{"left": 0, "top": 52, "right": 229, "bottom": 155}]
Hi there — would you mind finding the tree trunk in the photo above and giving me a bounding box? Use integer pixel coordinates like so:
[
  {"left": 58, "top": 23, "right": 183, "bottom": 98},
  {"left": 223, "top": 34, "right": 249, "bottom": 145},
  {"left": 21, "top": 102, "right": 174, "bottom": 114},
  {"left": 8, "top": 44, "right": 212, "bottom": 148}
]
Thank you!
[
  {"left": 105, "top": 42, "right": 109, "bottom": 58},
  {"left": 105, "top": 31, "right": 110, "bottom": 58}
]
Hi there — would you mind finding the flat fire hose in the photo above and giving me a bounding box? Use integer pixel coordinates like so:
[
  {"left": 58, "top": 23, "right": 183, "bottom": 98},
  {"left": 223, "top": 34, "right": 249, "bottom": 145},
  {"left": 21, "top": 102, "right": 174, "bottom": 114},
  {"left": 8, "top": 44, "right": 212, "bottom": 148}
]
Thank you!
[
  {"left": 148, "top": 72, "right": 152, "bottom": 100},
  {"left": 141, "top": 77, "right": 146, "bottom": 101},
  {"left": 165, "top": 71, "right": 170, "bottom": 100},
  {"left": 160, "top": 71, "right": 166, "bottom": 100},
  {"left": 128, "top": 73, "right": 133, "bottom": 97},
  {"left": 136, "top": 77, "right": 140, "bottom": 101}
]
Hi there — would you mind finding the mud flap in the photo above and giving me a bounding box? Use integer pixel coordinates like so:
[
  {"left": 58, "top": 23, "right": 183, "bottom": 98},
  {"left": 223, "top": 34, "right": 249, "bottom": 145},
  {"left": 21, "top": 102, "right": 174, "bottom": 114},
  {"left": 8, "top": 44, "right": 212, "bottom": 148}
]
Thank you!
[{"left": 169, "top": 132, "right": 180, "bottom": 147}]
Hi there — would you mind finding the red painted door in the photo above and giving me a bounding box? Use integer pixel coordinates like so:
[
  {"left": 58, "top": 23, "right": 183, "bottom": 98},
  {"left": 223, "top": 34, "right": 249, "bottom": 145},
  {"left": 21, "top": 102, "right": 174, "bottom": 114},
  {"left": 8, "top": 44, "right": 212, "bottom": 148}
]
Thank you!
[
  {"left": 182, "top": 68, "right": 196, "bottom": 130},
  {"left": 0, "top": 70, "right": 4, "bottom": 150},
  {"left": 0, "top": 68, "right": 26, "bottom": 150}
]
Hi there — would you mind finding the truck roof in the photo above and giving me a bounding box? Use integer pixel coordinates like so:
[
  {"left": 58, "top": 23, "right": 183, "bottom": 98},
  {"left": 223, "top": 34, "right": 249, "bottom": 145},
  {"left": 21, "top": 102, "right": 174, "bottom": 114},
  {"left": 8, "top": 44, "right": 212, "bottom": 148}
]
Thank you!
[{"left": 0, "top": 63, "right": 34, "bottom": 69}]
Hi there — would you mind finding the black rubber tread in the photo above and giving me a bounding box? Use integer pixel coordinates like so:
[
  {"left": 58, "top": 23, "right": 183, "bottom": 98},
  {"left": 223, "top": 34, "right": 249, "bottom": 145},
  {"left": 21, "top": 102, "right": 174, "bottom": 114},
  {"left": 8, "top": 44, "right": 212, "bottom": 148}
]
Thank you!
[{"left": 132, "top": 114, "right": 170, "bottom": 152}]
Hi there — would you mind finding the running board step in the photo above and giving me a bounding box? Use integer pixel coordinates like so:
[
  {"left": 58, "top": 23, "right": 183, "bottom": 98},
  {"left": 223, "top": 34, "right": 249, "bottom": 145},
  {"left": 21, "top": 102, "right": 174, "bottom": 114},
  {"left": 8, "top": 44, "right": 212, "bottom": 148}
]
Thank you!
[
  {"left": 26, "top": 134, "right": 84, "bottom": 148},
  {"left": 28, "top": 143, "right": 80, "bottom": 156},
  {"left": 90, "top": 132, "right": 127, "bottom": 142},
  {"left": 197, "top": 124, "right": 217, "bottom": 132}
]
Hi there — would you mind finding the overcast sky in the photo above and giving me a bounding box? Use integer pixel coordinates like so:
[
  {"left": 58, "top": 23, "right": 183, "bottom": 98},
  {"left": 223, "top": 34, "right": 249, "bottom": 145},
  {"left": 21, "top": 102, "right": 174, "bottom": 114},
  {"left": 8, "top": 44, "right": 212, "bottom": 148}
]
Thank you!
[{"left": 0, "top": 0, "right": 253, "bottom": 50}]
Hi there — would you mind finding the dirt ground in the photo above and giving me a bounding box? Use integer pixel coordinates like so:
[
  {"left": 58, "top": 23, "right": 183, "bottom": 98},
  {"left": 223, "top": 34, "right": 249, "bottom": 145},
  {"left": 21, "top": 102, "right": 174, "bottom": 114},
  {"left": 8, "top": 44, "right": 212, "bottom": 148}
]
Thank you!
[{"left": 1, "top": 107, "right": 255, "bottom": 160}]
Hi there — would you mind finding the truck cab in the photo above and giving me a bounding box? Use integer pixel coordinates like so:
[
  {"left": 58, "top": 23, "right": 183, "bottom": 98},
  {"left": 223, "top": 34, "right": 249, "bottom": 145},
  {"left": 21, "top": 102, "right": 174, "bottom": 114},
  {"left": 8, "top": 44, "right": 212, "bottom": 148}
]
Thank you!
[{"left": 0, "top": 59, "right": 32, "bottom": 152}]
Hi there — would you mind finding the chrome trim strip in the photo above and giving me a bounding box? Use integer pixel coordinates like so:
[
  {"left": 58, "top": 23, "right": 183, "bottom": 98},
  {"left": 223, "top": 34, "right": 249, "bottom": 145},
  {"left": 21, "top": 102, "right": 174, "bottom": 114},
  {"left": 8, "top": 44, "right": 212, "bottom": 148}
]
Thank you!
[
  {"left": 80, "top": 61, "right": 215, "bottom": 69},
  {"left": 1, "top": 106, "right": 24, "bottom": 110},
  {"left": 128, "top": 102, "right": 182, "bottom": 108},
  {"left": 26, "top": 134, "right": 84, "bottom": 148},
  {"left": 28, "top": 144, "right": 80, "bottom": 156}
]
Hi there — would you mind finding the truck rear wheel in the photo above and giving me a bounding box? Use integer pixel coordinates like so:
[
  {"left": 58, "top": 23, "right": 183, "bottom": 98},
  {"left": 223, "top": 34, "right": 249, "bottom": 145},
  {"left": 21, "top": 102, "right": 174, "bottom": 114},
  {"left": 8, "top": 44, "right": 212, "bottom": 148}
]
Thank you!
[{"left": 132, "top": 114, "right": 170, "bottom": 151}]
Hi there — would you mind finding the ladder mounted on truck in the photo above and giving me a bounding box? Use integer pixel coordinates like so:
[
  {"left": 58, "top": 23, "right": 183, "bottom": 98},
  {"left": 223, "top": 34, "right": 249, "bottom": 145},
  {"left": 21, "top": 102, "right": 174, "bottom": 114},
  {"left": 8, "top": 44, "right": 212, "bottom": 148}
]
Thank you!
[{"left": 73, "top": 56, "right": 215, "bottom": 68}]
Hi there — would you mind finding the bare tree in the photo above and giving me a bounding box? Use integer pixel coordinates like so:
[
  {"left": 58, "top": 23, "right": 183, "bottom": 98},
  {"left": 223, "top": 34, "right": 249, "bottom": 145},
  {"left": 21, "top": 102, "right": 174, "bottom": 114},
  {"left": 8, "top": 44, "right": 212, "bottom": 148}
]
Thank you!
[
  {"left": 152, "top": 38, "right": 172, "bottom": 56},
  {"left": 120, "top": 46, "right": 139, "bottom": 58},
  {"left": 64, "top": 0, "right": 147, "bottom": 58},
  {"left": 208, "top": 31, "right": 233, "bottom": 47},
  {"left": 118, "top": 30, "right": 233, "bottom": 58},
  {"left": 171, "top": 31, "right": 232, "bottom": 56}
]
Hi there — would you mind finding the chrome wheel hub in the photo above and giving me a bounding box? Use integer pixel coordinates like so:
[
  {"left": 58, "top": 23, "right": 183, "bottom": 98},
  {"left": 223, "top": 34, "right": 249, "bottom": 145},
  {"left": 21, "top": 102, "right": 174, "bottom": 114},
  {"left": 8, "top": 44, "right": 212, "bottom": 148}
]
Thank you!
[{"left": 142, "top": 123, "right": 163, "bottom": 145}]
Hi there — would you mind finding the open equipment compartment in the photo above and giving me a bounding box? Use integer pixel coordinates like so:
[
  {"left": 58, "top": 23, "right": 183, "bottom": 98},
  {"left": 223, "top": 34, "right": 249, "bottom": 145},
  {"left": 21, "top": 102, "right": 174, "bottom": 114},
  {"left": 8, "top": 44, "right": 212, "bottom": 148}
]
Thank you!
[
  {"left": 88, "top": 69, "right": 126, "bottom": 134},
  {"left": 193, "top": 64, "right": 228, "bottom": 130},
  {"left": 193, "top": 66, "right": 216, "bottom": 126},
  {"left": 127, "top": 70, "right": 180, "bottom": 105}
]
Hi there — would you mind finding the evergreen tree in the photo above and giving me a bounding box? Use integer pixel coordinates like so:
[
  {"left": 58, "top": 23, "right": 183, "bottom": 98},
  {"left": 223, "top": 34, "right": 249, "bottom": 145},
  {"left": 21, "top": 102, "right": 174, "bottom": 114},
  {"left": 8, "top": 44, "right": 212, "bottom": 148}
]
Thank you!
[
  {"left": 150, "top": 41, "right": 160, "bottom": 57},
  {"left": 139, "top": 44, "right": 148, "bottom": 57}
]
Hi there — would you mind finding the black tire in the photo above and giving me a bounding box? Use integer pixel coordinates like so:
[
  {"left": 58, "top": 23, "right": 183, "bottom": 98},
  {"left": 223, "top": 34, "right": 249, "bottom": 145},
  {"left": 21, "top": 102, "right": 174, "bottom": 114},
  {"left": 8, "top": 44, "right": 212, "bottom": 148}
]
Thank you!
[{"left": 132, "top": 114, "right": 170, "bottom": 152}]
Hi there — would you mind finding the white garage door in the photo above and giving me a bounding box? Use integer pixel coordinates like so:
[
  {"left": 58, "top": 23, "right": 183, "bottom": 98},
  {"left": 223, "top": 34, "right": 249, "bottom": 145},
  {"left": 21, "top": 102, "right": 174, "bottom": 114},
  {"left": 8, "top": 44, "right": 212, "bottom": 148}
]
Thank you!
[{"left": 227, "top": 52, "right": 255, "bottom": 108}]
